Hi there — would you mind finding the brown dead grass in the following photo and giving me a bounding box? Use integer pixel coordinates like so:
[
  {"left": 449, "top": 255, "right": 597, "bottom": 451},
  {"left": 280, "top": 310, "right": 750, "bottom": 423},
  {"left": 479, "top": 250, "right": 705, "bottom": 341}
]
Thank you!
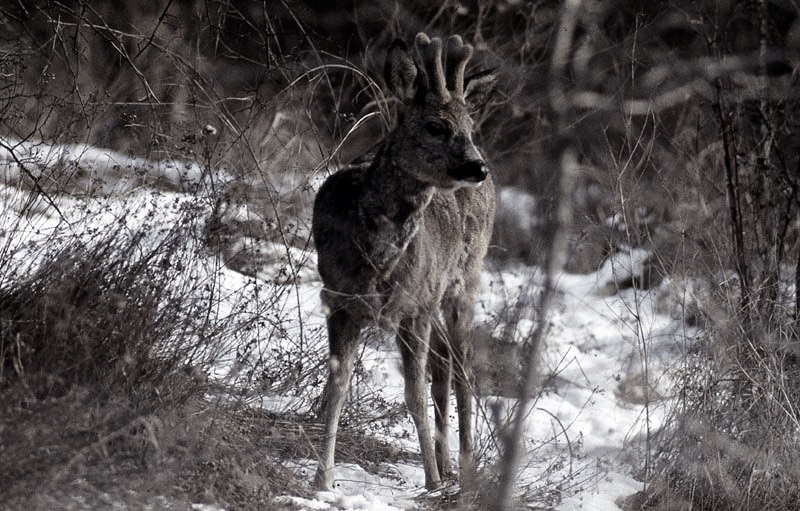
[
  {"left": 0, "top": 382, "right": 308, "bottom": 511},
  {"left": 0, "top": 379, "right": 421, "bottom": 511}
]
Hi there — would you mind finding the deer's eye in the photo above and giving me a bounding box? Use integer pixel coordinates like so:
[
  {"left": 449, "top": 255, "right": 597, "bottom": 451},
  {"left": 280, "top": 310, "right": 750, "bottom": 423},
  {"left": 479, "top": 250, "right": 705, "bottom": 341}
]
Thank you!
[{"left": 424, "top": 121, "right": 449, "bottom": 138}]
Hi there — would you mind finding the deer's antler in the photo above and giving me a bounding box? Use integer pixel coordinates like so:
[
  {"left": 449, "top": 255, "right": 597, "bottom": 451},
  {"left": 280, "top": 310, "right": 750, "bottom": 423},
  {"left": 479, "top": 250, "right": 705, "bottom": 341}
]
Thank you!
[
  {"left": 415, "top": 33, "right": 475, "bottom": 102},
  {"left": 415, "top": 33, "right": 448, "bottom": 100},
  {"left": 446, "top": 35, "right": 473, "bottom": 98}
]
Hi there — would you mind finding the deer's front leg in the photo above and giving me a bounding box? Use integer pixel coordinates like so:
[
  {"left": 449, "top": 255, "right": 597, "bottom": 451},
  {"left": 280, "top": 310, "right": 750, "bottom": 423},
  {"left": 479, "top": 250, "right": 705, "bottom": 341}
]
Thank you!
[
  {"left": 446, "top": 297, "right": 476, "bottom": 487},
  {"left": 430, "top": 321, "right": 453, "bottom": 480},
  {"left": 398, "top": 316, "right": 441, "bottom": 490},
  {"left": 314, "top": 309, "right": 362, "bottom": 491}
]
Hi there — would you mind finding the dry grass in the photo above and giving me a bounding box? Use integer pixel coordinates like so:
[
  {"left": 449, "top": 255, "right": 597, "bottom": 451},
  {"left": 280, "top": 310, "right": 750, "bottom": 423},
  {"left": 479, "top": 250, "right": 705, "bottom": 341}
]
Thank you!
[
  {"left": 0, "top": 384, "right": 308, "bottom": 511},
  {"left": 0, "top": 196, "right": 307, "bottom": 509}
]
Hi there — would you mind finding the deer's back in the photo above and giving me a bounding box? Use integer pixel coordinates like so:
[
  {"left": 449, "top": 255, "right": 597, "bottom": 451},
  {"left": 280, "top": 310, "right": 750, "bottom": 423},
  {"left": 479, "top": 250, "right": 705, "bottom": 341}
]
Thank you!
[{"left": 313, "top": 166, "right": 495, "bottom": 325}]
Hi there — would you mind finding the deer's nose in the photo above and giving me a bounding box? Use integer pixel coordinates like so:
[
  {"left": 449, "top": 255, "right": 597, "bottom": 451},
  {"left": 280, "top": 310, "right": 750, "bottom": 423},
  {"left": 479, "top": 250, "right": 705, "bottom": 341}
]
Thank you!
[{"left": 449, "top": 160, "right": 488, "bottom": 183}]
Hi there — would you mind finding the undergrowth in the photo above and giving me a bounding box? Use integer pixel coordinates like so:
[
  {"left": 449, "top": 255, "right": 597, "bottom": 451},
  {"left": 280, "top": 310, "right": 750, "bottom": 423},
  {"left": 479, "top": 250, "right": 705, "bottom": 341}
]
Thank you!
[
  {"left": 0, "top": 165, "right": 329, "bottom": 509},
  {"left": 1, "top": 229, "right": 201, "bottom": 400},
  {"left": 629, "top": 319, "right": 800, "bottom": 511},
  {"left": 0, "top": 385, "right": 306, "bottom": 511}
]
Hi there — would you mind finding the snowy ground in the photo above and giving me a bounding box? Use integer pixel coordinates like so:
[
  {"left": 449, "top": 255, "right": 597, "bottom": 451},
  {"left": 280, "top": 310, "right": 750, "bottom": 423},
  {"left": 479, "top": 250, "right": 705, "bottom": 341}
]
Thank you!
[
  {"left": 1, "top": 140, "right": 698, "bottom": 510},
  {"left": 274, "top": 264, "right": 693, "bottom": 511}
]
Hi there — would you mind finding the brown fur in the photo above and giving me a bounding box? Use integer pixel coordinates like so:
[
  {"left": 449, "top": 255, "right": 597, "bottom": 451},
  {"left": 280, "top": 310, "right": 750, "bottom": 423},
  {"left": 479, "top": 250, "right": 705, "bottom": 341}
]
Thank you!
[{"left": 312, "top": 33, "right": 496, "bottom": 491}]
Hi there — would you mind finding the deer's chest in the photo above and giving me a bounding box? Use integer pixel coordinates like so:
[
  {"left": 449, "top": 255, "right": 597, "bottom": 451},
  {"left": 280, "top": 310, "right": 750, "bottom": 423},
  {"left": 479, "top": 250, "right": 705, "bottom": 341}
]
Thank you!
[{"left": 374, "top": 196, "right": 469, "bottom": 319}]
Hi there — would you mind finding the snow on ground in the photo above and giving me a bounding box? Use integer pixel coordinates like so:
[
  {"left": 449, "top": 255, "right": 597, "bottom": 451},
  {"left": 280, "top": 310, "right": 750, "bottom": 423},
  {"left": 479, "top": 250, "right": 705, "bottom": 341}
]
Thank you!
[
  {"left": 1, "top": 139, "right": 698, "bottom": 510},
  {"left": 266, "top": 261, "right": 693, "bottom": 511}
]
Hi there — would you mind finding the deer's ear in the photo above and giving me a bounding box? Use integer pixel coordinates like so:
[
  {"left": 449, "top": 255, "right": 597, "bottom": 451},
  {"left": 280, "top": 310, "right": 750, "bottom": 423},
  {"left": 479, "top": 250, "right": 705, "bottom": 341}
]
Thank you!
[
  {"left": 464, "top": 70, "right": 497, "bottom": 112},
  {"left": 385, "top": 39, "right": 418, "bottom": 101}
]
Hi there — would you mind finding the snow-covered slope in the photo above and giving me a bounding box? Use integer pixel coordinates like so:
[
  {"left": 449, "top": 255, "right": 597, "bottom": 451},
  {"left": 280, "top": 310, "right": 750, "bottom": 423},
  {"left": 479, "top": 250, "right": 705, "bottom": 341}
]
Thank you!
[{"left": 1, "top": 139, "right": 697, "bottom": 510}]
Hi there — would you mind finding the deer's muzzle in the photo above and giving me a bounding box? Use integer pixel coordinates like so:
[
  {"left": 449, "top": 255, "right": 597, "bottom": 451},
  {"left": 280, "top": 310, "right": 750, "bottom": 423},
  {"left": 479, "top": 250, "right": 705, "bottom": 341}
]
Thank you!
[{"left": 449, "top": 160, "right": 488, "bottom": 184}]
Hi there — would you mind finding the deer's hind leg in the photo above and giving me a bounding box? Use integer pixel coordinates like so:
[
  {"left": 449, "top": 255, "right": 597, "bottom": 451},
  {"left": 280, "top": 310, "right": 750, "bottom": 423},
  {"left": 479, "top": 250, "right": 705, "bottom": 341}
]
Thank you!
[
  {"left": 397, "top": 316, "right": 441, "bottom": 490},
  {"left": 430, "top": 318, "right": 454, "bottom": 480},
  {"left": 442, "top": 291, "right": 477, "bottom": 486},
  {"left": 314, "top": 309, "right": 363, "bottom": 491}
]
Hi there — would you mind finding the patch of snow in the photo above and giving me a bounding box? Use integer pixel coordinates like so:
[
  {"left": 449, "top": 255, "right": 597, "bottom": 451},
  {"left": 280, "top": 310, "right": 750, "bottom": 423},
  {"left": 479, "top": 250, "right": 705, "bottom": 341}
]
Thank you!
[
  {"left": 191, "top": 503, "right": 228, "bottom": 511},
  {"left": 497, "top": 186, "right": 540, "bottom": 232},
  {"left": 557, "top": 471, "right": 642, "bottom": 510},
  {"left": 1, "top": 137, "right": 232, "bottom": 196},
  {"left": 595, "top": 248, "right": 652, "bottom": 289},
  {"left": 283, "top": 460, "right": 425, "bottom": 511}
]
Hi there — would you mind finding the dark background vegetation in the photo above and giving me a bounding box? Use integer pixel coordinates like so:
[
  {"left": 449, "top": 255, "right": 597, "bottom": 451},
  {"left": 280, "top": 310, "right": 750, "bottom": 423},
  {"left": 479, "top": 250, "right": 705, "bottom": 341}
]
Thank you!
[{"left": 1, "top": 0, "right": 800, "bottom": 509}]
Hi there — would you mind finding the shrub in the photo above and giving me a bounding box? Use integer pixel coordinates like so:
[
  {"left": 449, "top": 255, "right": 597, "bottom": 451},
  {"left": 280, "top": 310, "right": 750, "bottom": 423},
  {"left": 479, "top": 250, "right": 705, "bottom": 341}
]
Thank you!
[{"left": 0, "top": 217, "right": 209, "bottom": 401}]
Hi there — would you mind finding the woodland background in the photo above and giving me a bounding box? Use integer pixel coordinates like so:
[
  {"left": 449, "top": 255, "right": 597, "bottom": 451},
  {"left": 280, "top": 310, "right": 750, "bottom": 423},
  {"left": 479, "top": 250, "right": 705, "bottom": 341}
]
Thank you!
[{"left": 1, "top": 1, "right": 800, "bottom": 510}]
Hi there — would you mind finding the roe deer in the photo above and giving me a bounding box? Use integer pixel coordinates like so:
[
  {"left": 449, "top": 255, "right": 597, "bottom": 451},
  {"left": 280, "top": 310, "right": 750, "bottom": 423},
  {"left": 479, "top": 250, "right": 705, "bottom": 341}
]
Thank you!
[{"left": 312, "top": 32, "right": 496, "bottom": 491}]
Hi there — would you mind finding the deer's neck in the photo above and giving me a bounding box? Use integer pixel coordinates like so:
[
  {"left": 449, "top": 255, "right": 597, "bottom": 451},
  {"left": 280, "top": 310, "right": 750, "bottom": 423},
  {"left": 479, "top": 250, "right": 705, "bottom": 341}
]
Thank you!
[
  {"left": 363, "top": 137, "right": 435, "bottom": 219},
  {"left": 359, "top": 145, "right": 434, "bottom": 273}
]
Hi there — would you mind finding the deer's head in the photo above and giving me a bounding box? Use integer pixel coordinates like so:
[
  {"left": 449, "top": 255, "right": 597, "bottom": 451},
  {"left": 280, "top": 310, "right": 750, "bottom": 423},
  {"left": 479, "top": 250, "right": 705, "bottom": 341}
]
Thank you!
[{"left": 384, "top": 33, "right": 496, "bottom": 189}]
